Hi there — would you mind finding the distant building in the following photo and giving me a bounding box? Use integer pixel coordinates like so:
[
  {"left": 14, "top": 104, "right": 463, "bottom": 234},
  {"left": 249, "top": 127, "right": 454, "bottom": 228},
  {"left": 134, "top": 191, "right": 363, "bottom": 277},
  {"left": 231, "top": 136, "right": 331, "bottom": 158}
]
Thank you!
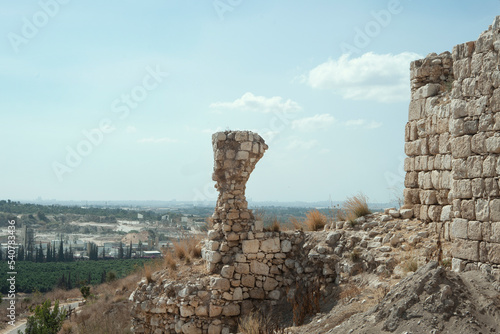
[{"left": 138, "top": 213, "right": 144, "bottom": 219}]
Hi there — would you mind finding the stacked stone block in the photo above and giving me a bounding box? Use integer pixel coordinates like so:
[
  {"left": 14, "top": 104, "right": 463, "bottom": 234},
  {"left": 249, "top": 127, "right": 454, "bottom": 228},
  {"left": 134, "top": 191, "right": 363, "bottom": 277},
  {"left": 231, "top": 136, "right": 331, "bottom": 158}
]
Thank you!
[
  {"left": 131, "top": 131, "right": 340, "bottom": 334},
  {"left": 404, "top": 16, "right": 500, "bottom": 268},
  {"left": 404, "top": 51, "right": 454, "bottom": 223}
]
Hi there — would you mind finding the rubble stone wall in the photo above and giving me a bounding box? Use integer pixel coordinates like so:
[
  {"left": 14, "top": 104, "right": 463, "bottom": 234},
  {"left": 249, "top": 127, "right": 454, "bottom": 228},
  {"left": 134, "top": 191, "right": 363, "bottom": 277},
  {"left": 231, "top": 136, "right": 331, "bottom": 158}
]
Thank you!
[
  {"left": 404, "top": 16, "right": 500, "bottom": 268},
  {"left": 131, "top": 131, "right": 340, "bottom": 334}
]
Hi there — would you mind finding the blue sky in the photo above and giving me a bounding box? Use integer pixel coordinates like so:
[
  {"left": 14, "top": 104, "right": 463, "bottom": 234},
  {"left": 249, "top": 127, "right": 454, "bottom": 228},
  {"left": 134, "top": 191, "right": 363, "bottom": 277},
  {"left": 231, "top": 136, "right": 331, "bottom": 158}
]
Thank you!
[{"left": 1, "top": 1, "right": 499, "bottom": 203}]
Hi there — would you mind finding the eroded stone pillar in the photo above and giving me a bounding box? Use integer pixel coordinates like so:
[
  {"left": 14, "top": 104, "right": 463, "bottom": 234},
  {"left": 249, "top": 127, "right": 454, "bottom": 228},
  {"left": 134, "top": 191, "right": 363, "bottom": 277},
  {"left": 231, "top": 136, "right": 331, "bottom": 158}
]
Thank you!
[{"left": 204, "top": 130, "right": 268, "bottom": 272}]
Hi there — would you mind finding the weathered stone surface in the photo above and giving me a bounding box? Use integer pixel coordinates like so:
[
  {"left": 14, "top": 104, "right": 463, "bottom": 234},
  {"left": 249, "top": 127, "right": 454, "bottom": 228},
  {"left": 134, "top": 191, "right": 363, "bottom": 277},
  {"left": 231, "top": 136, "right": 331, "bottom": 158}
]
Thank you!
[
  {"left": 260, "top": 238, "right": 280, "bottom": 253},
  {"left": 451, "top": 218, "right": 468, "bottom": 239},
  {"left": 242, "top": 240, "right": 259, "bottom": 254},
  {"left": 250, "top": 260, "right": 269, "bottom": 276}
]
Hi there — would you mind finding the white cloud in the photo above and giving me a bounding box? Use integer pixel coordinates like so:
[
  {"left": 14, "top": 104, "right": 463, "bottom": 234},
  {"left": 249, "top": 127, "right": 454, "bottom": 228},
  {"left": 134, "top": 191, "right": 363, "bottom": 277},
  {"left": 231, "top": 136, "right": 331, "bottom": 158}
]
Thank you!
[
  {"left": 125, "top": 126, "right": 137, "bottom": 133},
  {"left": 286, "top": 139, "right": 318, "bottom": 151},
  {"left": 210, "top": 92, "right": 302, "bottom": 114},
  {"left": 307, "top": 52, "right": 422, "bottom": 103},
  {"left": 344, "top": 119, "right": 382, "bottom": 129},
  {"left": 138, "top": 137, "right": 178, "bottom": 144},
  {"left": 292, "top": 114, "right": 335, "bottom": 132}
]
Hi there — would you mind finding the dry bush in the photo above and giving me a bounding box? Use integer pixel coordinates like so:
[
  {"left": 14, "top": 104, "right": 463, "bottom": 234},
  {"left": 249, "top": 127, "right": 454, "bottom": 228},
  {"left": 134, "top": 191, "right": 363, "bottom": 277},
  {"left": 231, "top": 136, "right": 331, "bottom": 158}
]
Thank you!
[
  {"left": 264, "top": 217, "right": 281, "bottom": 232},
  {"left": 304, "top": 210, "right": 327, "bottom": 231},
  {"left": 402, "top": 258, "right": 419, "bottom": 273},
  {"left": 173, "top": 241, "right": 187, "bottom": 260},
  {"left": 143, "top": 263, "right": 154, "bottom": 283},
  {"left": 343, "top": 193, "right": 371, "bottom": 221},
  {"left": 290, "top": 216, "right": 305, "bottom": 231},
  {"left": 45, "top": 288, "right": 81, "bottom": 302},
  {"left": 164, "top": 252, "right": 177, "bottom": 271},
  {"left": 172, "top": 236, "right": 203, "bottom": 262},
  {"left": 63, "top": 296, "right": 133, "bottom": 334},
  {"left": 287, "top": 280, "right": 321, "bottom": 326}
]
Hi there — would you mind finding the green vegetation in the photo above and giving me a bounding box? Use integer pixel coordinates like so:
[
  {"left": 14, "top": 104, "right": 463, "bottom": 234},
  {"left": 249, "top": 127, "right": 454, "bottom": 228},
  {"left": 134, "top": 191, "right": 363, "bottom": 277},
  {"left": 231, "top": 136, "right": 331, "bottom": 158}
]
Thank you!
[
  {"left": 0, "top": 259, "right": 149, "bottom": 293},
  {"left": 23, "top": 299, "right": 66, "bottom": 334}
]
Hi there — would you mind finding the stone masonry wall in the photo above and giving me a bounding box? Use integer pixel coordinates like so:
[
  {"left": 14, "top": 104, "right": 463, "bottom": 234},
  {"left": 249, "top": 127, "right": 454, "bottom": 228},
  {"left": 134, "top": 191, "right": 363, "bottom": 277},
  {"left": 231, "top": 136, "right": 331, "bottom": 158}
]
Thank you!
[
  {"left": 131, "top": 131, "right": 340, "bottom": 334},
  {"left": 404, "top": 16, "right": 500, "bottom": 268}
]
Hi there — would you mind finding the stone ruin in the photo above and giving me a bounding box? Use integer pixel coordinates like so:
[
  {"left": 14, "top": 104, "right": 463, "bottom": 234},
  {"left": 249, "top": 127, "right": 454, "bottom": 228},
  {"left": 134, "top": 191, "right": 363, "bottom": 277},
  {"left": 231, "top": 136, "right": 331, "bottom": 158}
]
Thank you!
[
  {"left": 404, "top": 16, "right": 500, "bottom": 270},
  {"left": 130, "top": 130, "right": 341, "bottom": 334}
]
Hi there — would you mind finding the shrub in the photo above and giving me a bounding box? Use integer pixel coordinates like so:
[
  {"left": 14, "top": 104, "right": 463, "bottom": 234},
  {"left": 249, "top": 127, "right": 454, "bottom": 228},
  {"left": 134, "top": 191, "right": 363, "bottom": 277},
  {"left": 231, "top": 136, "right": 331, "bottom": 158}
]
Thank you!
[
  {"left": 24, "top": 299, "right": 66, "bottom": 334},
  {"left": 80, "top": 286, "right": 91, "bottom": 300},
  {"left": 343, "top": 193, "right": 371, "bottom": 221},
  {"left": 304, "top": 210, "right": 327, "bottom": 231}
]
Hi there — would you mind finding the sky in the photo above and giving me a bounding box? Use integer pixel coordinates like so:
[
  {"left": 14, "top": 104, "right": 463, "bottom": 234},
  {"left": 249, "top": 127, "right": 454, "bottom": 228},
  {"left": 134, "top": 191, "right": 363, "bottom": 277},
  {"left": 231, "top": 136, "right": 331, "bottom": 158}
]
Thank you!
[{"left": 1, "top": 1, "right": 499, "bottom": 204}]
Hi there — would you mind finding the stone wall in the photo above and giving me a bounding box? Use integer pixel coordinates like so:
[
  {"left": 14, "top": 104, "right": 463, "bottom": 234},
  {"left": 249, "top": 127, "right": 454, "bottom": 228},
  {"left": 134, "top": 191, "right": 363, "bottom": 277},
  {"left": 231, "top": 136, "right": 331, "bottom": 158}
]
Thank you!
[
  {"left": 131, "top": 131, "right": 340, "bottom": 334},
  {"left": 404, "top": 16, "right": 500, "bottom": 268}
]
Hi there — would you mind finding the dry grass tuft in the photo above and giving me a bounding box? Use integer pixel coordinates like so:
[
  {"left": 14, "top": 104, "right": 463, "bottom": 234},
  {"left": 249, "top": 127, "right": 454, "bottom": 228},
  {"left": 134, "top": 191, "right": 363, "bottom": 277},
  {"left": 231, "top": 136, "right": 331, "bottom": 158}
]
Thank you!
[
  {"left": 287, "top": 280, "right": 321, "bottom": 326},
  {"left": 163, "top": 251, "right": 177, "bottom": 271},
  {"left": 304, "top": 210, "right": 327, "bottom": 231},
  {"left": 144, "top": 263, "right": 154, "bottom": 283},
  {"left": 343, "top": 193, "right": 371, "bottom": 221}
]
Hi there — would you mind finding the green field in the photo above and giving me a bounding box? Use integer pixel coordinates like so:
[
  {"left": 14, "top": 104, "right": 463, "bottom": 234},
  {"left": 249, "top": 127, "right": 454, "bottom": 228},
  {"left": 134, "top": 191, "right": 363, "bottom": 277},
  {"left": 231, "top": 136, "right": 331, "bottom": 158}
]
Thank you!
[{"left": 0, "top": 259, "right": 150, "bottom": 293}]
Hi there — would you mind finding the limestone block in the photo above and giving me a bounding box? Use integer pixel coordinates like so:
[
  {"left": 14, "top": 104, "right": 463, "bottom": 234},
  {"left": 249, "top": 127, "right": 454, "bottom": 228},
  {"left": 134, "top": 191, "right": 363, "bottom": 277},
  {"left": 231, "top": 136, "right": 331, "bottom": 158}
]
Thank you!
[
  {"left": 442, "top": 154, "right": 452, "bottom": 170},
  {"left": 400, "top": 208, "right": 413, "bottom": 219},
  {"left": 281, "top": 239, "right": 292, "bottom": 252},
  {"left": 415, "top": 83, "right": 441, "bottom": 99},
  {"left": 471, "top": 133, "right": 486, "bottom": 154},
  {"left": 405, "top": 172, "right": 418, "bottom": 188},
  {"left": 235, "top": 263, "right": 249, "bottom": 274},
  {"left": 250, "top": 260, "right": 269, "bottom": 276},
  {"left": 423, "top": 172, "right": 433, "bottom": 190},
  {"left": 263, "top": 277, "right": 279, "bottom": 291},
  {"left": 420, "top": 205, "right": 429, "bottom": 221},
  {"left": 254, "top": 220, "right": 264, "bottom": 232},
  {"left": 249, "top": 288, "right": 265, "bottom": 299},
  {"left": 483, "top": 156, "right": 496, "bottom": 177},
  {"left": 419, "top": 190, "right": 437, "bottom": 205},
  {"left": 453, "top": 58, "right": 470, "bottom": 80},
  {"left": 450, "top": 118, "right": 464, "bottom": 136},
  {"left": 472, "top": 178, "right": 484, "bottom": 198},
  {"left": 485, "top": 178, "right": 499, "bottom": 197},
  {"left": 489, "top": 199, "right": 500, "bottom": 221},
  {"left": 222, "top": 304, "right": 240, "bottom": 317},
  {"left": 260, "top": 237, "right": 280, "bottom": 253},
  {"left": 195, "top": 305, "right": 209, "bottom": 317},
  {"left": 428, "top": 205, "right": 442, "bottom": 222},
  {"left": 486, "top": 136, "right": 500, "bottom": 154},
  {"left": 468, "top": 221, "right": 482, "bottom": 241},
  {"left": 236, "top": 151, "right": 249, "bottom": 160},
  {"left": 451, "top": 218, "right": 468, "bottom": 239},
  {"left": 451, "top": 136, "right": 471, "bottom": 158},
  {"left": 241, "top": 275, "right": 255, "bottom": 287},
  {"left": 205, "top": 251, "right": 222, "bottom": 264},
  {"left": 210, "top": 277, "right": 230, "bottom": 291},
  {"left": 404, "top": 157, "right": 415, "bottom": 172},
  {"left": 240, "top": 141, "right": 253, "bottom": 151},
  {"left": 476, "top": 30, "right": 493, "bottom": 53},
  {"left": 451, "top": 99, "right": 467, "bottom": 118},
  {"left": 464, "top": 120, "right": 478, "bottom": 134},
  {"left": 453, "top": 179, "right": 472, "bottom": 198},
  {"left": 471, "top": 53, "right": 483, "bottom": 76},
  {"left": 461, "top": 77, "right": 476, "bottom": 97},
  {"left": 441, "top": 171, "right": 452, "bottom": 189},
  {"left": 437, "top": 189, "right": 450, "bottom": 205},
  {"left": 491, "top": 222, "right": 500, "bottom": 243},
  {"left": 440, "top": 205, "right": 452, "bottom": 221},
  {"left": 488, "top": 243, "right": 500, "bottom": 264},
  {"left": 428, "top": 135, "right": 439, "bottom": 155},
  {"left": 467, "top": 156, "right": 483, "bottom": 178},
  {"left": 221, "top": 265, "right": 235, "bottom": 279},
  {"left": 439, "top": 133, "right": 451, "bottom": 154},
  {"left": 404, "top": 188, "right": 420, "bottom": 204},
  {"left": 242, "top": 240, "right": 260, "bottom": 254},
  {"left": 431, "top": 170, "right": 440, "bottom": 189},
  {"left": 452, "top": 158, "right": 467, "bottom": 179},
  {"left": 208, "top": 323, "right": 222, "bottom": 334},
  {"left": 405, "top": 141, "right": 420, "bottom": 156},
  {"left": 479, "top": 113, "right": 494, "bottom": 132},
  {"left": 460, "top": 200, "right": 475, "bottom": 220},
  {"left": 180, "top": 305, "right": 195, "bottom": 317},
  {"left": 453, "top": 239, "right": 479, "bottom": 261},
  {"left": 467, "top": 96, "right": 488, "bottom": 117},
  {"left": 409, "top": 99, "right": 424, "bottom": 120}
]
